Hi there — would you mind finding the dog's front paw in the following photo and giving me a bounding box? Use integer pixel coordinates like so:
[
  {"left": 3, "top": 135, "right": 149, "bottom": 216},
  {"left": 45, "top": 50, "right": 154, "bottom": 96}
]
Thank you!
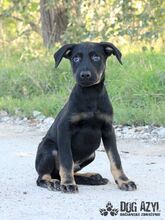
[
  {"left": 118, "top": 180, "right": 137, "bottom": 191},
  {"left": 47, "top": 179, "right": 61, "bottom": 191},
  {"left": 60, "top": 184, "right": 78, "bottom": 193}
]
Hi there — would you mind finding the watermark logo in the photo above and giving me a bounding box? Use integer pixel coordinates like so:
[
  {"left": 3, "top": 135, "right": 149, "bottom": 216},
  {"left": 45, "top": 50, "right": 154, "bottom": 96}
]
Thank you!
[
  {"left": 99, "top": 201, "right": 161, "bottom": 217},
  {"left": 100, "top": 202, "right": 119, "bottom": 216}
]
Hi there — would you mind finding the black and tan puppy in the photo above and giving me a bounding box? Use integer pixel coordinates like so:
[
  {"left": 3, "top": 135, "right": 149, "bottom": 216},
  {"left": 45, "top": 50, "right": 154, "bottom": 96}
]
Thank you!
[{"left": 35, "top": 42, "right": 137, "bottom": 193}]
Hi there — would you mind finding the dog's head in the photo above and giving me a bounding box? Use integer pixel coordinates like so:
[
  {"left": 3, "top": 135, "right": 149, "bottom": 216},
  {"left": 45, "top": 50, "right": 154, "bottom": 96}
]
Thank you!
[{"left": 54, "top": 42, "right": 122, "bottom": 87}]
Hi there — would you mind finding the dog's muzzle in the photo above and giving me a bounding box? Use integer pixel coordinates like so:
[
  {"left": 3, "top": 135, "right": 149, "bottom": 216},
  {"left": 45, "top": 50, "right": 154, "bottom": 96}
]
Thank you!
[
  {"left": 78, "top": 70, "right": 100, "bottom": 87},
  {"left": 80, "top": 71, "right": 92, "bottom": 80}
]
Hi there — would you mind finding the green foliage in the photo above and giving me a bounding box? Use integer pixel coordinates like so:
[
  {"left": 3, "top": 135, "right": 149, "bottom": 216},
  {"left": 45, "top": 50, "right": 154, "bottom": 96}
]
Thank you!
[
  {"left": 0, "top": 0, "right": 165, "bottom": 44},
  {"left": 0, "top": 45, "right": 164, "bottom": 125},
  {"left": 0, "top": 1, "right": 165, "bottom": 125},
  {"left": 62, "top": 0, "right": 165, "bottom": 43},
  {"left": 0, "top": 0, "right": 40, "bottom": 42}
]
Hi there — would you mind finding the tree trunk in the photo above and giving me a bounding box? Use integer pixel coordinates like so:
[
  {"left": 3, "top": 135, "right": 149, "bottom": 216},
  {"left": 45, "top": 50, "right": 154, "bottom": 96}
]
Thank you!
[{"left": 40, "top": 0, "right": 68, "bottom": 47}]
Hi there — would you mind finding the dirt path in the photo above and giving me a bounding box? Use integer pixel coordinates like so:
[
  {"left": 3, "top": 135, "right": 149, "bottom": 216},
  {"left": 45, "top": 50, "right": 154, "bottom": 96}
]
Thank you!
[{"left": 0, "top": 123, "right": 165, "bottom": 220}]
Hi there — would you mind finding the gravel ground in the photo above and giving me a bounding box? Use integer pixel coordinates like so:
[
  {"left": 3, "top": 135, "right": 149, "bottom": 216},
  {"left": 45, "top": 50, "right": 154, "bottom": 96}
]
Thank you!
[
  {"left": 0, "top": 114, "right": 165, "bottom": 220},
  {"left": 1, "top": 110, "right": 165, "bottom": 143}
]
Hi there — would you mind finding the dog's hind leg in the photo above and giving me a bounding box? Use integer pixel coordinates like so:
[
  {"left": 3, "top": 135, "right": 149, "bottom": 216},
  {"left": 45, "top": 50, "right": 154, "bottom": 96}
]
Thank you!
[
  {"left": 36, "top": 146, "right": 61, "bottom": 191},
  {"left": 74, "top": 153, "right": 109, "bottom": 185}
]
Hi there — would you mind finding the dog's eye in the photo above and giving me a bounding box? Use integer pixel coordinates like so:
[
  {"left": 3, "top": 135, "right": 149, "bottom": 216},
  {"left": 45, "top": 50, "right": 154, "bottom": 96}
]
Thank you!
[
  {"left": 73, "top": 56, "right": 81, "bottom": 63},
  {"left": 91, "top": 55, "right": 100, "bottom": 62}
]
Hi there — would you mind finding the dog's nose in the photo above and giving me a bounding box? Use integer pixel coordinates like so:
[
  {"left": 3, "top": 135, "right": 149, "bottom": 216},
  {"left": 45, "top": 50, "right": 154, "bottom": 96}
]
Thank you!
[{"left": 80, "top": 71, "right": 91, "bottom": 79}]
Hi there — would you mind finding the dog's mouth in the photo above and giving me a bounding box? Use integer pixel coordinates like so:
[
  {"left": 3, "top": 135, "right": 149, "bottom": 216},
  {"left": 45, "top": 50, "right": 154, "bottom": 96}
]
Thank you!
[
  {"left": 78, "top": 80, "right": 97, "bottom": 87},
  {"left": 77, "top": 73, "right": 103, "bottom": 87}
]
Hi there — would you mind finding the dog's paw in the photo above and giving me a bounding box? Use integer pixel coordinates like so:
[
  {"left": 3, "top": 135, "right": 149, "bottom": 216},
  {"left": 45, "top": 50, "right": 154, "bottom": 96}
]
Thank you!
[
  {"left": 90, "top": 174, "right": 109, "bottom": 185},
  {"left": 119, "top": 180, "right": 137, "bottom": 191},
  {"left": 60, "top": 184, "right": 78, "bottom": 193},
  {"left": 106, "top": 202, "right": 113, "bottom": 212},
  {"left": 110, "top": 208, "right": 119, "bottom": 216},
  {"left": 47, "top": 179, "right": 61, "bottom": 191},
  {"left": 37, "top": 178, "right": 61, "bottom": 191},
  {"left": 100, "top": 208, "right": 108, "bottom": 216}
]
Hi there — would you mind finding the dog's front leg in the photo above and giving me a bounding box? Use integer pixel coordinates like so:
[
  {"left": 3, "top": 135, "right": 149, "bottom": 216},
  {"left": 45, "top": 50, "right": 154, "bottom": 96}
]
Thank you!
[
  {"left": 57, "top": 123, "right": 78, "bottom": 193},
  {"left": 102, "top": 124, "right": 137, "bottom": 191}
]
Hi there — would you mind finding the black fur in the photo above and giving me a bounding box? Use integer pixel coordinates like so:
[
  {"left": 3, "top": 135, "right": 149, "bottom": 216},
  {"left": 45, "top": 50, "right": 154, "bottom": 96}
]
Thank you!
[{"left": 35, "top": 42, "right": 136, "bottom": 193}]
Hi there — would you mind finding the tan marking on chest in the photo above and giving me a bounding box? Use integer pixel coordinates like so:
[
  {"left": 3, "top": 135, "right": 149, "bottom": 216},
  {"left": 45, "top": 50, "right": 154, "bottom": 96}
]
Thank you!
[
  {"left": 70, "top": 111, "right": 112, "bottom": 124},
  {"left": 70, "top": 112, "right": 94, "bottom": 123},
  {"left": 96, "top": 112, "right": 112, "bottom": 124}
]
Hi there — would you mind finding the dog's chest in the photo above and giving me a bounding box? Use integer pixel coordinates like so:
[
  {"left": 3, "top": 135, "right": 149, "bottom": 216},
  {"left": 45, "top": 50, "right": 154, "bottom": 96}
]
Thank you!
[
  {"left": 70, "top": 111, "right": 112, "bottom": 125},
  {"left": 69, "top": 111, "right": 111, "bottom": 161}
]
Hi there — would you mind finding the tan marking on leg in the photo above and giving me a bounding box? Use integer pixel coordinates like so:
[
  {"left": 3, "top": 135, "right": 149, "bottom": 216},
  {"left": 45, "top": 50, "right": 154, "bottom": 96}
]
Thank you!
[
  {"left": 41, "top": 174, "right": 59, "bottom": 183},
  {"left": 41, "top": 174, "right": 60, "bottom": 191},
  {"left": 41, "top": 174, "right": 52, "bottom": 182},
  {"left": 52, "top": 150, "right": 58, "bottom": 156},
  {"left": 59, "top": 163, "right": 76, "bottom": 185},
  {"left": 106, "top": 150, "right": 130, "bottom": 187},
  {"left": 74, "top": 172, "right": 97, "bottom": 177}
]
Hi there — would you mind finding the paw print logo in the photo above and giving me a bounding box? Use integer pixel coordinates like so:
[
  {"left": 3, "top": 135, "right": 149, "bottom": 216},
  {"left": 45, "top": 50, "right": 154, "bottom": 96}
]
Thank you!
[
  {"left": 110, "top": 208, "right": 119, "bottom": 216},
  {"left": 106, "top": 202, "right": 113, "bottom": 212},
  {"left": 99, "top": 201, "right": 119, "bottom": 217},
  {"left": 100, "top": 208, "right": 108, "bottom": 216}
]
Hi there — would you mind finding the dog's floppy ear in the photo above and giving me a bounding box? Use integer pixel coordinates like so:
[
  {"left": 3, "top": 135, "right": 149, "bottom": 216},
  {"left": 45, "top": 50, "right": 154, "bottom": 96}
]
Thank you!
[
  {"left": 100, "top": 42, "right": 122, "bottom": 65},
  {"left": 54, "top": 44, "right": 76, "bottom": 68}
]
